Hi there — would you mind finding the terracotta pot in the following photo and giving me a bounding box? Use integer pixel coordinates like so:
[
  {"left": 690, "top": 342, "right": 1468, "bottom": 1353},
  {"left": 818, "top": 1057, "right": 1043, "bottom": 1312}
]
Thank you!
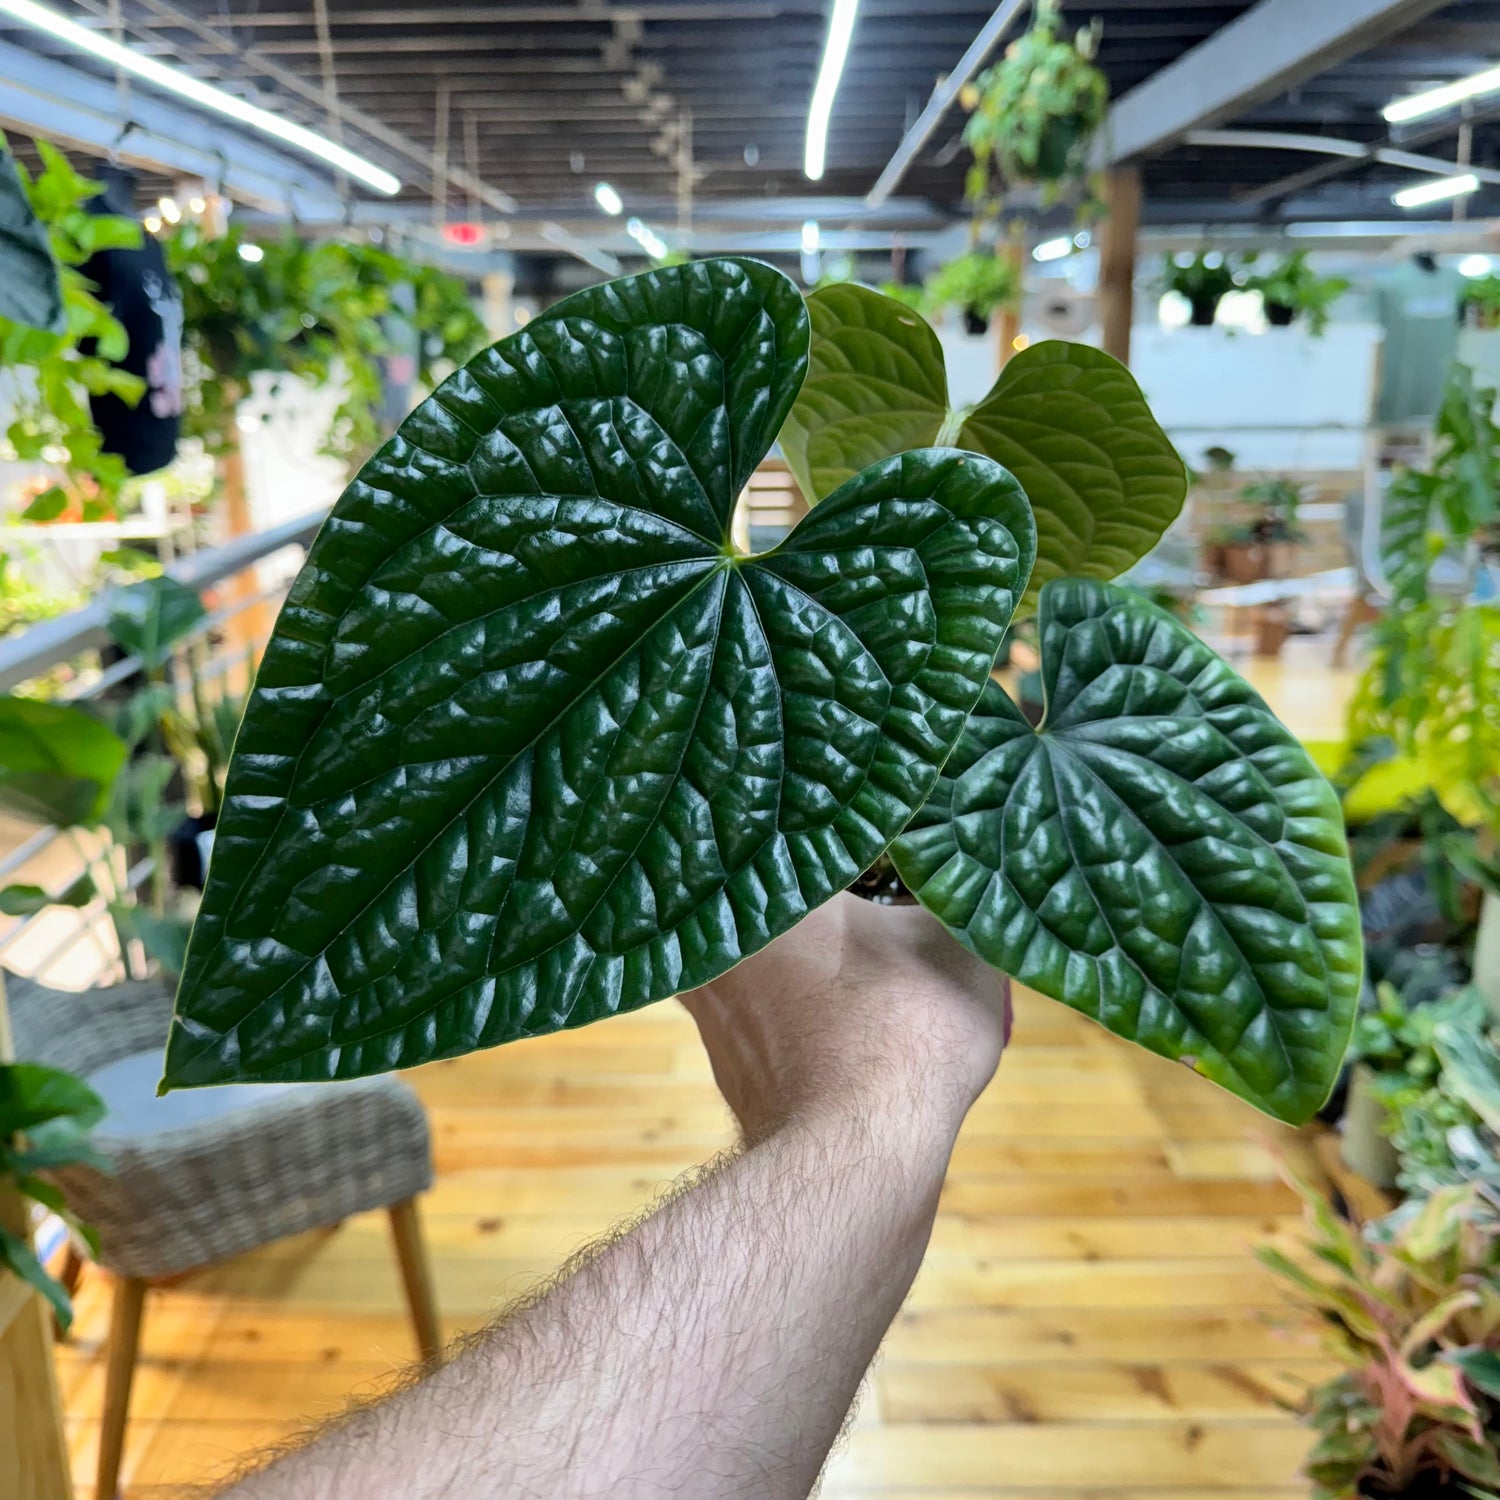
[
  {"left": 1263, "top": 539, "right": 1294, "bottom": 578},
  {"left": 1253, "top": 606, "right": 1290, "bottom": 657},
  {"left": 1219, "top": 541, "right": 1265, "bottom": 584},
  {"left": 1341, "top": 1062, "right": 1400, "bottom": 1191}
]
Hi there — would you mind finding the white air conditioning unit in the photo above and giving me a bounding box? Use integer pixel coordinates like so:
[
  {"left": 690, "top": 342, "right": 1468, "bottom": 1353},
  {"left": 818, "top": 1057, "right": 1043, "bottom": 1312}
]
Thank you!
[{"left": 1034, "top": 286, "right": 1097, "bottom": 338}]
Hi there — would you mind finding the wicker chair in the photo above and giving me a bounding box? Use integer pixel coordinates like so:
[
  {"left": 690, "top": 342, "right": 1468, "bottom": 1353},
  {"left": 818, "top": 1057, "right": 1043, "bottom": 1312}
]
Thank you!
[{"left": 6, "top": 973, "right": 440, "bottom": 1500}]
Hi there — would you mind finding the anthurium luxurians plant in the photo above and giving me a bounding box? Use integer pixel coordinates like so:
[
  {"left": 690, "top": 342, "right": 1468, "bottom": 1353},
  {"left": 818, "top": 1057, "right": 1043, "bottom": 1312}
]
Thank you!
[{"left": 162, "top": 259, "right": 1361, "bottom": 1126}]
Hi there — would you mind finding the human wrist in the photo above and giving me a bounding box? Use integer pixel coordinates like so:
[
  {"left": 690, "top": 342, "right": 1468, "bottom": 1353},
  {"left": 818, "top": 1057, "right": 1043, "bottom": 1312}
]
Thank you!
[{"left": 763, "top": 1020, "right": 982, "bottom": 1167}]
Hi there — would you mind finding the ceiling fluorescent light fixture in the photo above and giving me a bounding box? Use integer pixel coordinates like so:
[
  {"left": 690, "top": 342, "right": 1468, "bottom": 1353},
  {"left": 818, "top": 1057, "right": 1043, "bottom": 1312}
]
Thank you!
[
  {"left": 1384, "top": 65, "right": 1500, "bottom": 124},
  {"left": 593, "top": 181, "right": 623, "bottom": 215},
  {"left": 804, "top": 0, "right": 860, "bottom": 181},
  {"left": 1285, "top": 220, "right": 1446, "bottom": 238},
  {"left": 626, "top": 216, "right": 670, "bottom": 261},
  {"left": 1392, "top": 173, "right": 1479, "bottom": 209},
  {"left": 0, "top": 0, "right": 401, "bottom": 195},
  {"left": 1032, "top": 235, "right": 1072, "bottom": 262},
  {"left": 801, "top": 219, "right": 820, "bottom": 253}
]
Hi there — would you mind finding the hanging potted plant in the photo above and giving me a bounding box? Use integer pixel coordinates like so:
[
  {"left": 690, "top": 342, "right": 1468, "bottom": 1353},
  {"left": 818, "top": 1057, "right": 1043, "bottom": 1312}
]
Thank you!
[
  {"left": 1162, "top": 251, "right": 1242, "bottom": 327},
  {"left": 1464, "top": 273, "right": 1500, "bottom": 331},
  {"left": 960, "top": 0, "right": 1109, "bottom": 216},
  {"left": 1244, "top": 251, "right": 1350, "bottom": 334},
  {"left": 922, "top": 249, "right": 1021, "bottom": 334}
]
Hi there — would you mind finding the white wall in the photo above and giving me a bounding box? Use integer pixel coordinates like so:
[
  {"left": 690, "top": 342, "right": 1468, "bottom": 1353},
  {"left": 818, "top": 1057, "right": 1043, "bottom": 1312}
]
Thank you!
[{"left": 1128, "top": 324, "right": 1383, "bottom": 471}]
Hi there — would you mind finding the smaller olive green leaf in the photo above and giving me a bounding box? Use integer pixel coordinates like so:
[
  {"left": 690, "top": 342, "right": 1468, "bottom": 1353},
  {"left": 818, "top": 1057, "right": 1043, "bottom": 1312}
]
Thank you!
[
  {"left": 0, "top": 1224, "right": 74, "bottom": 1333},
  {"left": 0, "top": 696, "right": 128, "bottom": 830},
  {"left": 892, "top": 577, "right": 1362, "bottom": 1125},
  {"left": 106, "top": 576, "right": 207, "bottom": 667},
  {"left": 0, "top": 872, "right": 95, "bottom": 915},
  {"left": 778, "top": 282, "right": 948, "bottom": 505},
  {"left": 958, "top": 342, "right": 1188, "bottom": 618}
]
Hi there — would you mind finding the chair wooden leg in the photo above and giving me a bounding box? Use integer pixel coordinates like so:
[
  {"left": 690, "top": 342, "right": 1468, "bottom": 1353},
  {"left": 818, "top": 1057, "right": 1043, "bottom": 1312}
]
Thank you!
[
  {"left": 96, "top": 1277, "right": 146, "bottom": 1500},
  {"left": 388, "top": 1198, "right": 442, "bottom": 1365},
  {"left": 52, "top": 1244, "right": 85, "bottom": 1341}
]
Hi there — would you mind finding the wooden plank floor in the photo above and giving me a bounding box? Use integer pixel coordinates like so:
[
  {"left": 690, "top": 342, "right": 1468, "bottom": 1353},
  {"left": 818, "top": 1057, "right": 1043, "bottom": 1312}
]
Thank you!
[
  {"left": 54, "top": 994, "right": 1336, "bottom": 1498},
  {"left": 55, "top": 644, "right": 1352, "bottom": 1497}
]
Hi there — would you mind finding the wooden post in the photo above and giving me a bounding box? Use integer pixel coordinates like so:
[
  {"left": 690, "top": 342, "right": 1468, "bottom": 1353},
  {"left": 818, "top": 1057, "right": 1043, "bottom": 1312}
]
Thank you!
[
  {"left": 218, "top": 398, "right": 272, "bottom": 683},
  {"left": 1100, "top": 164, "right": 1142, "bottom": 365},
  {"left": 995, "top": 240, "right": 1026, "bottom": 370},
  {"left": 0, "top": 977, "right": 75, "bottom": 1500}
]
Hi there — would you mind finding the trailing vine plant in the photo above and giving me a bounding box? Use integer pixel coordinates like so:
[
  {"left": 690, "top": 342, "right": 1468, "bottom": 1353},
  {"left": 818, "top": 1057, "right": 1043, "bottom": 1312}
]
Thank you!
[
  {"left": 0, "top": 136, "right": 146, "bottom": 521},
  {"left": 960, "top": 0, "right": 1109, "bottom": 218},
  {"left": 166, "top": 222, "right": 488, "bottom": 467},
  {"left": 159, "top": 263, "right": 1361, "bottom": 1137}
]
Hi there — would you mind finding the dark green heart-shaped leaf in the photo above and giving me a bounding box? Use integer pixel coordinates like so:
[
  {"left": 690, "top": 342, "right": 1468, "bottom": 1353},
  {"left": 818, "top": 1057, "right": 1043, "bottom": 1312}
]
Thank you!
[
  {"left": 892, "top": 578, "right": 1362, "bottom": 1124},
  {"left": 778, "top": 284, "right": 1185, "bottom": 615},
  {"left": 0, "top": 148, "right": 65, "bottom": 335},
  {"left": 163, "top": 259, "right": 1035, "bottom": 1089},
  {"left": 0, "top": 696, "right": 128, "bottom": 829},
  {"left": 106, "top": 576, "right": 207, "bottom": 667}
]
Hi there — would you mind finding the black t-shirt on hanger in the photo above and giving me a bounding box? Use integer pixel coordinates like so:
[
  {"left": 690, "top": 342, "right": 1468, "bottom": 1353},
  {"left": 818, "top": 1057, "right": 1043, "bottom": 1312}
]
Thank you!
[{"left": 83, "top": 164, "right": 183, "bottom": 476}]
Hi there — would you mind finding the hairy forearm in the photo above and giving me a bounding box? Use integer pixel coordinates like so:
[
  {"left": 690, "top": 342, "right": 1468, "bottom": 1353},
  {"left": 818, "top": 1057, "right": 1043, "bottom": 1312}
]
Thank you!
[{"left": 222, "top": 1095, "right": 958, "bottom": 1500}]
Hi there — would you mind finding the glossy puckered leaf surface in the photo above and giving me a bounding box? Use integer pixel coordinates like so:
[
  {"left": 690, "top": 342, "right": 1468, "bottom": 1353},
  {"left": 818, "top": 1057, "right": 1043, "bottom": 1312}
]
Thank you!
[
  {"left": 163, "top": 259, "right": 1035, "bottom": 1088},
  {"left": 892, "top": 579, "right": 1361, "bottom": 1124},
  {"left": 777, "top": 284, "right": 1185, "bottom": 615}
]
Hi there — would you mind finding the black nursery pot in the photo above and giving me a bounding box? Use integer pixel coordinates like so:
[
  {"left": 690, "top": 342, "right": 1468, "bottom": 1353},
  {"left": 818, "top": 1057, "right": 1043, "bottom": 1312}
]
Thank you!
[
  {"left": 1188, "top": 296, "right": 1220, "bottom": 327},
  {"left": 1360, "top": 1478, "right": 1469, "bottom": 1499},
  {"left": 1265, "top": 301, "right": 1297, "bottom": 327},
  {"left": 167, "top": 810, "right": 218, "bottom": 891},
  {"left": 964, "top": 307, "right": 991, "bottom": 337}
]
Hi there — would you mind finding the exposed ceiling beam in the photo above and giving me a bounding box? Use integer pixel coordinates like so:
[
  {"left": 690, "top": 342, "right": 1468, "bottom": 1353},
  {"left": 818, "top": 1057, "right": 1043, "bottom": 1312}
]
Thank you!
[
  {"left": 1104, "top": 0, "right": 1453, "bottom": 164},
  {"left": 62, "top": 0, "right": 523, "bottom": 216},
  {"left": 1185, "top": 128, "right": 1500, "bottom": 185},
  {"left": 0, "top": 38, "right": 342, "bottom": 212},
  {"left": 864, "top": 0, "right": 1028, "bottom": 208},
  {"left": 1234, "top": 91, "right": 1500, "bottom": 204}
]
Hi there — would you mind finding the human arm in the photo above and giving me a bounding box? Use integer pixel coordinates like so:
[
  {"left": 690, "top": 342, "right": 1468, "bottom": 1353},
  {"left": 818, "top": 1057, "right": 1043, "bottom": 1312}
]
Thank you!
[{"left": 221, "top": 893, "right": 1009, "bottom": 1500}]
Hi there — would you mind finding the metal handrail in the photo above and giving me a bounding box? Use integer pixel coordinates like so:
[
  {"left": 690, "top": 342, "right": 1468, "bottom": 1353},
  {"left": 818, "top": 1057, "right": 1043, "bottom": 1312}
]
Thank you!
[{"left": 0, "top": 507, "right": 328, "bottom": 693}]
